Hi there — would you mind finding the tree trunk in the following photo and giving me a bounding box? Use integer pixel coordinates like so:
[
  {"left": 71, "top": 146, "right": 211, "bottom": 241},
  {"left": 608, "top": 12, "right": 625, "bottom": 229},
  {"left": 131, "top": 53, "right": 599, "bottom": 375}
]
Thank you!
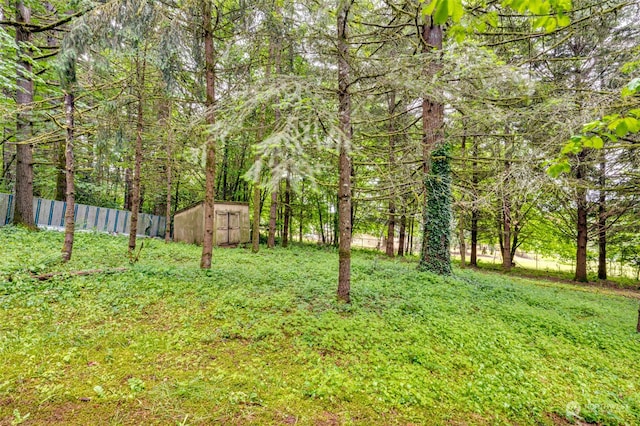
[
  {"left": 385, "top": 92, "right": 396, "bottom": 257},
  {"left": 61, "top": 90, "right": 75, "bottom": 262},
  {"left": 333, "top": 193, "right": 339, "bottom": 247},
  {"left": 2, "top": 126, "right": 14, "bottom": 189},
  {"left": 510, "top": 227, "right": 519, "bottom": 265},
  {"left": 55, "top": 134, "right": 66, "bottom": 201},
  {"left": 251, "top": 112, "right": 265, "bottom": 253},
  {"left": 289, "top": 192, "right": 294, "bottom": 243},
  {"left": 164, "top": 103, "right": 172, "bottom": 243},
  {"left": 575, "top": 198, "right": 588, "bottom": 281},
  {"left": 409, "top": 215, "right": 414, "bottom": 255},
  {"left": 283, "top": 172, "right": 291, "bottom": 247},
  {"left": 397, "top": 214, "right": 406, "bottom": 256},
  {"left": 174, "top": 171, "right": 180, "bottom": 217},
  {"left": 278, "top": 184, "right": 284, "bottom": 239},
  {"left": 266, "top": 18, "right": 282, "bottom": 249},
  {"left": 470, "top": 137, "right": 479, "bottom": 267},
  {"left": 418, "top": 19, "right": 450, "bottom": 274},
  {"left": 597, "top": 154, "right": 606, "bottom": 280},
  {"left": 220, "top": 141, "right": 229, "bottom": 200},
  {"left": 124, "top": 167, "right": 133, "bottom": 210},
  {"left": 267, "top": 190, "right": 277, "bottom": 247},
  {"left": 501, "top": 134, "right": 512, "bottom": 271},
  {"left": 459, "top": 217, "right": 466, "bottom": 269},
  {"left": 46, "top": 2, "right": 66, "bottom": 202},
  {"left": 470, "top": 209, "right": 478, "bottom": 267},
  {"left": 299, "top": 180, "right": 304, "bottom": 242},
  {"left": 200, "top": 0, "right": 216, "bottom": 269},
  {"left": 575, "top": 152, "right": 588, "bottom": 282},
  {"left": 459, "top": 129, "right": 467, "bottom": 269},
  {"left": 574, "top": 151, "right": 588, "bottom": 282},
  {"left": 501, "top": 193, "right": 512, "bottom": 271},
  {"left": 251, "top": 180, "right": 261, "bottom": 252},
  {"left": 128, "top": 49, "right": 146, "bottom": 252},
  {"left": 316, "top": 195, "right": 325, "bottom": 244},
  {"left": 14, "top": 2, "right": 34, "bottom": 228},
  {"left": 2, "top": 6, "right": 13, "bottom": 187},
  {"left": 337, "top": 0, "right": 352, "bottom": 303}
]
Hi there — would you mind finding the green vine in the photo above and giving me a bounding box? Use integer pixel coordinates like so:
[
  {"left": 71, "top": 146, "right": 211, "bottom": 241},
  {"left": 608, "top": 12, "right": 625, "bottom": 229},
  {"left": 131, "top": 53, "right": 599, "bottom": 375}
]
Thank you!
[{"left": 419, "top": 143, "right": 452, "bottom": 275}]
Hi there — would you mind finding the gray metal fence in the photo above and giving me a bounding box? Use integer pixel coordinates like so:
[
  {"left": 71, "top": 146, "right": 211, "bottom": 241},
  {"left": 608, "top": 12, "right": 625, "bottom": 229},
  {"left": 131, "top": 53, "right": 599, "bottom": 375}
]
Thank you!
[{"left": 0, "top": 193, "right": 166, "bottom": 238}]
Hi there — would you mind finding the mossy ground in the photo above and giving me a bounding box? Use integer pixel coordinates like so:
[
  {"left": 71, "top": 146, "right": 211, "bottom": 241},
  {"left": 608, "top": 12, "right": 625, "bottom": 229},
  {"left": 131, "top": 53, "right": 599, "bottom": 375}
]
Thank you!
[{"left": 1, "top": 227, "right": 639, "bottom": 425}]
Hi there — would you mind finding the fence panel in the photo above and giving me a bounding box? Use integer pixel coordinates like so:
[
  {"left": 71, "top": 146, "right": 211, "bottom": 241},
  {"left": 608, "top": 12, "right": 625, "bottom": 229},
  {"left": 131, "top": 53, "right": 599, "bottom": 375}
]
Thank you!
[
  {"left": 0, "top": 194, "right": 12, "bottom": 225},
  {"left": 0, "top": 193, "right": 165, "bottom": 238}
]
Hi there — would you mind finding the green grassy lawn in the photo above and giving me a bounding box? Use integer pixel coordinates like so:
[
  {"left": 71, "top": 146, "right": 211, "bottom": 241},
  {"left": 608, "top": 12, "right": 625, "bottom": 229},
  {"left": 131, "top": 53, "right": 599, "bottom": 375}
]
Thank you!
[
  {"left": 1, "top": 227, "right": 639, "bottom": 425},
  {"left": 449, "top": 252, "right": 639, "bottom": 288},
  {"left": 473, "top": 260, "right": 640, "bottom": 290}
]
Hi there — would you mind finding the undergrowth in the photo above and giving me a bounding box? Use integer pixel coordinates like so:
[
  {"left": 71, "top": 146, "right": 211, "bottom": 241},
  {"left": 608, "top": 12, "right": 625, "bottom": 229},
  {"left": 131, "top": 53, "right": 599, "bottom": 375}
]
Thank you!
[{"left": 1, "top": 226, "right": 639, "bottom": 425}]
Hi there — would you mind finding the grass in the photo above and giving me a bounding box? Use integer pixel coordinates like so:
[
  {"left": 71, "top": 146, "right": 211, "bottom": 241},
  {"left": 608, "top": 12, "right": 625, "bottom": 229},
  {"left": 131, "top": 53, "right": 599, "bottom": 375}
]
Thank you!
[
  {"left": 474, "top": 259, "right": 640, "bottom": 290},
  {"left": 1, "top": 226, "right": 640, "bottom": 425}
]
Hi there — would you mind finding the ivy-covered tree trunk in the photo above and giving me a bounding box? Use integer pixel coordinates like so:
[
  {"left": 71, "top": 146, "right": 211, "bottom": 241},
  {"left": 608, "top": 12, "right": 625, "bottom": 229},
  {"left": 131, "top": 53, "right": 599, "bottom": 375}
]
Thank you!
[
  {"left": 61, "top": 90, "right": 76, "bottom": 262},
  {"left": 336, "top": 0, "right": 352, "bottom": 303},
  {"left": 418, "top": 19, "right": 450, "bottom": 275},
  {"left": 200, "top": 0, "right": 216, "bottom": 269},
  {"left": 14, "top": 1, "right": 34, "bottom": 228},
  {"left": 419, "top": 144, "right": 452, "bottom": 274}
]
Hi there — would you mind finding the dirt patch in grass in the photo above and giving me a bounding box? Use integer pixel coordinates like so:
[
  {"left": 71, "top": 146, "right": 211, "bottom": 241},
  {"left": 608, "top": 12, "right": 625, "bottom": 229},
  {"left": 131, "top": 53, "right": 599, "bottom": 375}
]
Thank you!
[
  {"left": 543, "top": 412, "right": 598, "bottom": 425},
  {"left": 38, "top": 402, "right": 88, "bottom": 424},
  {"left": 314, "top": 411, "right": 341, "bottom": 426}
]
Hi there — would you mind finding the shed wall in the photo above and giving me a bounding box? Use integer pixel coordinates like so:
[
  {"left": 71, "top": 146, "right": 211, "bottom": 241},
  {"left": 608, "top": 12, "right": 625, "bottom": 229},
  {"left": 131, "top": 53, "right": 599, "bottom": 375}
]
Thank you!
[
  {"left": 173, "top": 202, "right": 249, "bottom": 246},
  {"left": 173, "top": 203, "right": 204, "bottom": 245}
]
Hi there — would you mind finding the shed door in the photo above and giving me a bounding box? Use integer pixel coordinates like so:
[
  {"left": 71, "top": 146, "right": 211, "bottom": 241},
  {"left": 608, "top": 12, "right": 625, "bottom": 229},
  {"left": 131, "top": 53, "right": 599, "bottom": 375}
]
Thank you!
[
  {"left": 228, "top": 212, "right": 240, "bottom": 244},
  {"left": 216, "top": 212, "right": 229, "bottom": 245}
]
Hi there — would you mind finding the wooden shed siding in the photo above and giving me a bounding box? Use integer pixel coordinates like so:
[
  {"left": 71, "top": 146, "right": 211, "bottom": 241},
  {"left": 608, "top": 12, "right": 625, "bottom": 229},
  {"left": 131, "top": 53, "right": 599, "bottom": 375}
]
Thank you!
[{"left": 173, "top": 202, "right": 250, "bottom": 246}]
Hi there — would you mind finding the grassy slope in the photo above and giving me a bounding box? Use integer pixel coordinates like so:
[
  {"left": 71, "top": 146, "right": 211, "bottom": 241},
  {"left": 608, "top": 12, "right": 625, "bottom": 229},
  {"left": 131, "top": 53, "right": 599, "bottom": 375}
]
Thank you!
[
  {"left": 473, "top": 260, "right": 640, "bottom": 290},
  {"left": 1, "top": 227, "right": 639, "bottom": 425}
]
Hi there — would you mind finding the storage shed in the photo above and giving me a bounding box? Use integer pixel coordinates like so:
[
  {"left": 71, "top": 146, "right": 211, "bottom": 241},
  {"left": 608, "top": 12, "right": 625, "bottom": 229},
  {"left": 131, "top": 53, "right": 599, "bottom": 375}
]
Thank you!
[{"left": 173, "top": 201, "right": 250, "bottom": 246}]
